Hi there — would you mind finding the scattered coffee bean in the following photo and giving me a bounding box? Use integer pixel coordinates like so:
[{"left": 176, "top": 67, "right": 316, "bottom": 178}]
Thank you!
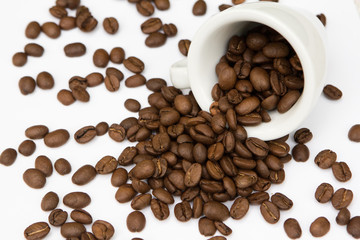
[
  {"left": 336, "top": 208, "right": 351, "bottom": 226},
  {"left": 13, "top": 52, "right": 28, "bottom": 67},
  {"left": 18, "top": 140, "right": 36, "bottom": 156},
  {"left": 203, "top": 201, "right": 230, "bottom": 222},
  {"left": 317, "top": 13, "right": 327, "bottom": 26},
  {"left": 230, "top": 197, "right": 249, "bottom": 219},
  {"left": 57, "top": 89, "right": 76, "bottom": 105},
  {"left": 24, "top": 43, "right": 44, "bottom": 57},
  {"left": 35, "top": 155, "right": 53, "bottom": 177},
  {"left": 110, "top": 47, "right": 125, "bottom": 64},
  {"left": 111, "top": 168, "right": 128, "bottom": 187},
  {"left": 81, "top": 232, "right": 97, "bottom": 240},
  {"left": 260, "top": 201, "right": 280, "bottom": 224},
  {"left": 44, "top": 129, "right": 70, "bottom": 148},
  {"left": 0, "top": 148, "right": 17, "bottom": 166},
  {"left": 292, "top": 144, "right": 310, "bottom": 162},
  {"left": 48, "top": 209, "right": 68, "bottom": 226},
  {"left": 271, "top": 192, "right": 293, "bottom": 210},
  {"left": 63, "top": 192, "right": 91, "bottom": 209},
  {"left": 199, "top": 217, "right": 216, "bottom": 236},
  {"left": 163, "top": 23, "right": 177, "bottom": 37},
  {"left": 214, "top": 221, "right": 232, "bottom": 236},
  {"left": 332, "top": 162, "right": 352, "bottom": 182},
  {"left": 86, "top": 72, "right": 104, "bottom": 87},
  {"left": 19, "top": 76, "right": 36, "bottom": 95},
  {"left": 219, "top": 4, "right": 232, "bottom": 11},
  {"left": 70, "top": 209, "right": 93, "bottom": 224},
  {"left": 93, "top": 49, "right": 110, "bottom": 68},
  {"left": 25, "top": 21, "right": 41, "bottom": 39},
  {"left": 103, "top": 17, "right": 119, "bottom": 34},
  {"left": 61, "top": 222, "right": 86, "bottom": 238},
  {"left": 145, "top": 32, "right": 167, "bottom": 47},
  {"left": 151, "top": 199, "right": 170, "bottom": 220},
  {"left": 136, "top": 0, "right": 155, "bottom": 16},
  {"left": 124, "top": 57, "right": 145, "bottom": 73},
  {"left": 59, "top": 16, "right": 76, "bottom": 30},
  {"left": 315, "top": 182, "right": 334, "bottom": 203},
  {"left": 141, "top": 18, "right": 162, "bottom": 34},
  {"left": 41, "top": 191, "right": 59, "bottom": 211},
  {"left": 42, "top": 22, "right": 61, "bottom": 38},
  {"left": 310, "top": 217, "right": 330, "bottom": 237},
  {"left": 284, "top": 218, "right": 302, "bottom": 239},
  {"left": 64, "top": 42, "right": 86, "bottom": 57},
  {"left": 125, "top": 74, "right": 146, "bottom": 88},
  {"left": 233, "top": 0, "right": 245, "bottom": 4},
  {"left": 314, "top": 149, "right": 337, "bottom": 169},
  {"left": 23, "top": 168, "right": 46, "bottom": 189},
  {"left": 50, "top": 5, "right": 67, "bottom": 18},
  {"left": 54, "top": 158, "right": 71, "bottom": 175},
  {"left": 36, "top": 72, "right": 54, "bottom": 90},
  {"left": 125, "top": 99, "right": 141, "bottom": 112},
  {"left": 348, "top": 124, "right": 360, "bottom": 142},
  {"left": 95, "top": 122, "right": 109, "bottom": 136},
  {"left": 74, "top": 126, "right": 96, "bottom": 144},
  {"left": 24, "top": 222, "right": 50, "bottom": 240},
  {"left": 331, "top": 188, "right": 353, "bottom": 210},
  {"left": 115, "top": 184, "right": 137, "bottom": 203},
  {"left": 72, "top": 86, "right": 90, "bottom": 102},
  {"left": 76, "top": 6, "right": 98, "bottom": 32},
  {"left": 109, "top": 123, "right": 126, "bottom": 142},
  {"left": 92, "top": 220, "right": 115, "bottom": 240},
  {"left": 193, "top": 0, "right": 207, "bottom": 16},
  {"left": 178, "top": 39, "right": 191, "bottom": 56},
  {"left": 72, "top": 165, "right": 97, "bottom": 185},
  {"left": 127, "top": 211, "right": 146, "bottom": 232},
  {"left": 294, "top": 128, "right": 313, "bottom": 144},
  {"left": 95, "top": 156, "right": 118, "bottom": 174},
  {"left": 323, "top": 84, "right": 342, "bottom": 100},
  {"left": 347, "top": 216, "right": 360, "bottom": 238}
]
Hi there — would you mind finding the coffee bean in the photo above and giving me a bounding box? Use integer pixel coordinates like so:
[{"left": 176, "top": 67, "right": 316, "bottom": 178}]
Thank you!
[
  {"left": 152, "top": 188, "right": 174, "bottom": 204},
  {"left": 24, "top": 222, "right": 50, "bottom": 240},
  {"left": 206, "top": 160, "right": 225, "bottom": 180},
  {"left": 49, "top": 5, "right": 67, "bottom": 18},
  {"left": 198, "top": 217, "right": 216, "bottom": 236},
  {"left": 70, "top": 209, "right": 93, "bottom": 224},
  {"left": 56, "top": 0, "right": 80, "bottom": 10},
  {"left": 110, "top": 168, "right": 128, "bottom": 187},
  {"left": 152, "top": 133, "right": 171, "bottom": 152},
  {"left": 332, "top": 162, "right": 352, "bottom": 182},
  {"left": 132, "top": 178, "right": 151, "bottom": 193},
  {"left": 347, "top": 216, "right": 360, "bottom": 238},
  {"left": 76, "top": 6, "right": 98, "bottom": 32},
  {"left": 331, "top": 188, "right": 353, "bottom": 210},
  {"left": 60, "top": 16, "right": 76, "bottom": 30},
  {"left": 25, "top": 21, "right": 41, "bottom": 39},
  {"left": 246, "top": 137, "right": 268, "bottom": 157},
  {"left": 95, "top": 122, "right": 108, "bottom": 136},
  {"left": 0, "top": 148, "right": 17, "bottom": 166},
  {"left": 136, "top": 0, "right": 155, "bottom": 16},
  {"left": 24, "top": 43, "right": 44, "bottom": 57},
  {"left": 263, "top": 42, "right": 289, "bottom": 58},
  {"left": 163, "top": 23, "right": 177, "bottom": 37},
  {"left": 314, "top": 149, "right": 336, "bottom": 169},
  {"left": 18, "top": 76, "right": 35, "bottom": 95},
  {"left": 264, "top": 155, "right": 283, "bottom": 171},
  {"left": 105, "top": 67, "right": 123, "bottom": 92},
  {"left": 323, "top": 84, "right": 342, "bottom": 100},
  {"left": 317, "top": 13, "right": 327, "bottom": 26},
  {"left": 218, "top": 4, "right": 231, "bottom": 11},
  {"left": 72, "top": 165, "right": 97, "bottom": 185},
  {"left": 103, "top": 17, "right": 119, "bottom": 34},
  {"left": 336, "top": 208, "right": 351, "bottom": 226},
  {"left": 115, "top": 184, "right": 136, "bottom": 203},
  {"left": 315, "top": 182, "right": 334, "bottom": 203},
  {"left": 61, "top": 222, "right": 86, "bottom": 238},
  {"left": 193, "top": 0, "right": 207, "bottom": 16},
  {"left": 63, "top": 192, "right": 91, "bottom": 209},
  {"left": 294, "top": 128, "right": 313, "bottom": 144},
  {"left": 64, "top": 42, "right": 86, "bottom": 57},
  {"left": 348, "top": 124, "right": 360, "bottom": 142},
  {"left": 207, "top": 237, "right": 226, "bottom": 240},
  {"left": 246, "top": 32, "right": 268, "bottom": 51},
  {"left": 92, "top": 220, "right": 114, "bottom": 240},
  {"left": 35, "top": 155, "right": 53, "bottom": 177},
  {"left": 310, "top": 217, "right": 330, "bottom": 237},
  {"left": 145, "top": 32, "right": 167, "bottom": 48},
  {"left": 270, "top": 192, "right": 293, "bottom": 210},
  {"left": 44, "top": 129, "right": 70, "bottom": 148},
  {"left": 74, "top": 126, "right": 96, "bottom": 144},
  {"left": 124, "top": 57, "right": 145, "bottom": 73},
  {"left": 131, "top": 193, "right": 152, "bottom": 210},
  {"left": 81, "top": 232, "right": 96, "bottom": 240},
  {"left": 127, "top": 211, "right": 146, "bottom": 232},
  {"left": 132, "top": 159, "right": 155, "bottom": 179},
  {"left": 154, "top": 0, "right": 170, "bottom": 10},
  {"left": 94, "top": 155, "right": 117, "bottom": 174},
  {"left": 54, "top": 158, "right": 71, "bottom": 175},
  {"left": 58, "top": 89, "right": 76, "bottom": 105},
  {"left": 141, "top": 18, "right": 162, "bottom": 34},
  {"left": 203, "top": 201, "right": 230, "bottom": 221},
  {"left": 214, "top": 221, "right": 232, "bottom": 236},
  {"left": 146, "top": 78, "right": 167, "bottom": 92},
  {"left": 235, "top": 96, "right": 260, "bottom": 115},
  {"left": 250, "top": 67, "right": 270, "bottom": 92},
  {"left": 218, "top": 67, "right": 237, "bottom": 91},
  {"left": 151, "top": 199, "right": 170, "bottom": 220},
  {"left": 178, "top": 39, "right": 191, "bottom": 56},
  {"left": 190, "top": 196, "right": 203, "bottom": 218},
  {"left": 291, "top": 143, "right": 309, "bottom": 162},
  {"left": 42, "top": 22, "right": 61, "bottom": 38},
  {"left": 48, "top": 209, "right": 68, "bottom": 226},
  {"left": 18, "top": 140, "right": 36, "bottom": 156},
  {"left": 277, "top": 90, "right": 301, "bottom": 113},
  {"left": 284, "top": 218, "right": 302, "bottom": 239},
  {"left": 108, "top": 123, "right": 126, "bottom": 142},
  {"left": 41, "top": 191, "right": 59, "bottom": 211},
  {"left": 36, "top": 72, "right": 54, "bottom": 90},
  {"left": 69, "top": 76, "right": 87, "bottom": 90},
  {"left": 93, "top": 49, "right": 109, "bottom": 68},
  {"left": 260, "top": 201, "right": 280, "bottom": 224},
  {"left": 13, "top": 52, "right": 27, "bottom": 67},
  {"left": 173, "top": 201, "right": 192, "bottom": 222},
  {"left": 109, "top": 47, "right": 125, "bottom": 64},
  {"left": 23, "top": 168, "right": 46, "bottom": 189},
  {"left": 72, "top": 85, "right": 90, "bottom": 102},
  {"left": 125, "top": 99, "right": 141, "bottom": 112}
]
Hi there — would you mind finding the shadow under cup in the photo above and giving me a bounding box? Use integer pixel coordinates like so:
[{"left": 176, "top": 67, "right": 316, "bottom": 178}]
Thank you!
[{"left": 187, "top": 4, "right": 327, "bottom": 141}]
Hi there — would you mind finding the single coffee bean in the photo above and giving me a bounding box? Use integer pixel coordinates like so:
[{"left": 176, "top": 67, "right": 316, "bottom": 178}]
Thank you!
[
  {"left": 141, "top": 18, "right": 162, "bottom": 34},
  {"left": 331, "top": 188, "right": 353, "bottom": 210},
  {"left": 207, "top": 237, "right": 226, "bottom": 240},
  {"left": 294, "top": 128, "right": 313, "bottom": 144},
  {"left": 124, "top": 57, "right": 145, "bottom": 73},
  {"left": 74, "top": 126, "right": 96, "bottom": 144},
  {"left": 72, "top": 165, "right": 97, "bottom": 185},
  {"left": 54, "top": 158, "right": 71, "bottom": 175},
  {"left": 63, "top": 192, "right": 91, "bottom": 209},
  {"left": 214, "top": 221, "right": 232, "bottom": 236},
  {"left": 193, "top": 0, "right": 207, "bottom": 16},
  {"left": 24, "top": 43, "right": 44, "bottom": 57},
  {"left": 348, "top": 124, "right": 360, "bottom": 142},
  {"left": 336, "top": 208, "right": 351, "bottom": 226},
  {"left": 263, "top": 42, "right": 289, "bottom": 58},
  {"left": 178, "top": 39, "right": 191, "bottom": 56},
  {"left": 60, "top": 16, "right": 76, "bottom": 30},
  {"left": 151, "top": 199, "right": 170, "bottom": 220},
  {"left": 260, "top": 201, "right": 280, "bottom": 224},
  {"left": 203, "top": 201, "right": 230, "bottom": 222},
  {"left": 111, "top": 168, "right": 128, "bottom": 187},
  {"left": 36, "top": 72, "right": 54, "bottom": 90},
  {"left": 154, "top": 0, "right": 170, "bottom": 10},
  {"left": 163, "top": 23, "right": 177, "bottom": 37},
  {"left": 292, "top": 143, "right": 310, "bottom": 162},
  {"left": 109, "top": 123, "right": 126, "bottom": 142},
  {"left": 131, "top": 193, "right": 152, "bottom": 210},
  {"left": 198, "top": 217, "right": 216, "bottom": 236},
  {"left": 153, "top": 188, "right": 174, "bottom": 204},
  {"left": 35, "top": 155, "right": 53, "bottom": 177},
  {"left": 136, "top": 0, "right": 155, "bottom": 16},
  {"left": 219, "top": 67, "right": 237, "bottom": 91},
  {"left": 76, "top": 6, "right": 98, "bottom": 32},
  {"left": 314, "top": 149, "right": 337, "bottom": 169},
  {"left": 81, "top": 232, "right": 96, "bottom": 240},
  {"left": 174, "top": 95, "right": 192, "bottom": 115},
  {"left": 56, "top": 0, "right": 80, "bottom": 10},
  {"left": 315, "top": 182, "right": 334, "bottom": 203},
  {"left": 18, "top": 140, "right": 36, "bottom": 156},
  {"left": 0, "top": 148, "right": 17, "bottom": 166},
  {"left": 219, "top": 4, "right": 232, "bottom": 11},
  {"left": 323, "top": 84, "right": 342, "bottom": 100},
  {"left": 132, "top": 159, "right": 155, "bottom": 179},
  {"left": 57, "top": 89, "right": 75, "bottom": 105},
  {"left": 42, "top": 22, "right": 61, "bottom": 38},
  {"left": 192, "top": 196, "right": 203, "bottom": 218},
  {"left": 93, "top": 49, "right": 109, "bottom": 68},
  {"left": 233, "top": 0, "right": 245, "bottom": 3},
  {"left": 95, "top": 156, "right": 117, "bottom": 174},
  {"left": 44, "top": 129, "right": 70, "bottom": 148},
  {"left": 84, "top": 73, "right": 102, "bottom": 87},
  {"left": 25, "top": 21, "right": 41, "bottom": 39},
  {"left": 264, "top": 155, "right": 283, "bottom": 171},
  {"left": 246, "top": 137, "right": 268, "bottom": 157},
  {"left": 70, "top": 209, "right": 93, "bottom": 224},
  {"left": 145, "top": 32, "right": 167, "bottom": 48},
  {"left": 174, "top": 201, "right": 192, "bottom": 222},
  {"left": 48, "top": 209, "right": 68, "bottom": 226},
  {"left": 92, "top": 220, "right": 115, "bottom": 240},
  {"left": 41, "top": 191, "right": 59, "bottom": 211},
  {"left": 184, "top": 163, "right": 202, "bottom": 187},
  {"left": 103, "top": 17, "right": 119, "bottom": 34},
  {"left": 146, "top": 78, "right": 167, "bottom": 92},
  {"left": 271, "top": 192, "right": 293, "bottom": 210},
  {"left": 13, "top": 52, "right": 27, "bottom": 67},
  {"left": 246, "top": 32, "right": 268, "bottom": 51},
  {"left": 277, "top": 90, "right": 301, "bottom": 113},
  {"left": 95, "top": 122, "right": 109, "bottom": 136},
  {"left": 250, "top": 67, "right": 270, "bottom": 92},
  {"left": 284, "top": 218, "right": 302, "bottom": 239},
  {"left": 18, "top": 76, "right": 35, "bottom": 95},
  {"left": 247, "top": 191, "right": 269, "bottom": 205},
  {"left": 132, "top": 178, "right": 150, "bottom": 193},
  {"left": 50, "top": 5, "right": 67, "bottom": 18},
  {"left": 23, "top": 168, "right": 46, "bottom": 189},
  {"left": 310, "top": 217, "right": 330, "bottom": 237},
  {"left": 125, "top": 99, "right": 141, "bottom": 112},
  {"left": 24, "top": 222, "right": 50, "bottom": 240},
  {"left": 127, "top": 211, "right": 146, "bottom": 232},
  {"left": 332, "top": 162, "right": 352, "bottom": 182},
  {"left": 64, "top": 42, "right": 86, "bottom": 57},
  {"left": 61, "top": 222, "right": 86, "bottom": 238},
  {"left": 68, "top": 76, "right": 86, "bottom": 90},
  {"left": 347, "top": 216, "right": 360, "bottom": 238},
  {"left": 115, "top": 184, "right": 137, "bottom": 203},
  {"left": 317, "top": 13, "right": 327, "bottom": 26},
  {"left": 109, "top": 47, "right": 125, "bottom": 64}
]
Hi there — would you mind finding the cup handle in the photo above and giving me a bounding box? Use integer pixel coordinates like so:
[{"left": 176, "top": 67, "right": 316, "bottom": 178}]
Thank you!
[{"left": 170, "top": 59, "right": 190, "bottom": 89}]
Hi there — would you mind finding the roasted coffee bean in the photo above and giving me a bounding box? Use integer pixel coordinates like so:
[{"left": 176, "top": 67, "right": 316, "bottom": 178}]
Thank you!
[
  {"left": 132, "top": 159, "right": 156, "bottom": 179},
  {"left": 48, "top": 209, "right": 68, "bottom": 226},
  {"left": 246, "top": 32, "right": 268, "bottom": 51},
  {"left": 271, "top": 192, "right": 293, "bottom": 210},
  {"left": 124, "top": 57, "right": 145, "bottom": 73},
  {"left": 323, "top": 84, "right": 342, "bottom": 100},
  {"left": 233, "top": 0, "right": 245, "bottom": 3},
  {"left": 118, "top": 147, "right": 137, "bottom": 166},
  {"left": 24, "top": 43, "right": 44, "bottom": 57},
  {"left": 146, "top": 78, "right": 167, "bottom": 92},
  {"left": 127, "top": 211, "right": 146, "bottom": 232},
  {"left": 163, "top": 23, "right": 177, "bottom": 37},
  {"left": 24, "top": 222, "right": 50, "bottom": 240},
  {"left": 110, "top": 47, "right": 125, "bottom": 64},
  {"left": 219, "top": 67, "right": 236, "bottom": 91},
  {"left": 76, "top": 6, "right": 98, "bottom": 32},
  {"left": 151, "top": 199, "right": 170, "bottom": 220},
  {"left": 284, "top": 218, "right": 302, "bottom": 239},
  {"left": 95, "top": 156, "right": 117, "bottom": 174},
  {"left": 25, "top": 21, "right": 41, "bottom": 39},
  {"left": 141, "top": 18, "right": 162, "bottom": 34},
  {"left": 111, "top": 168, "right": 128, "bottom": 187},
  {"left": 178, "top": 39, "right": 191, "bottom": 56},
  {"left": 152, "top": 133, "right": 171, "bottom": 152},
  {"left": 199, "top": 217, "right": 216, "bottom": 236},
  {"left": 235, "top": 96, "right": 260, "bottom": 116},
  {"left": 283, "top": 75, "right": 303, "bottom": 90},
  {"left": 125, "top": 99, "right": 141, "bottom": 113},
  {"left": 72, "top": 86, "right": 90, "bottom": 102},
  {"left": 332, "top": 162, "right": 352, "bottom": 182},
  {"left": 93, "top": 49, "right": 109, "bottom": 68},
  {"left": 71, "top": 209, "right": 92, "bottom": 224},
  {"left": 315, "top": 182, "right": 334, "bottom": 203},
  {"left": 349, "top": 124, "right": 360, "bottom": 142},
  {"left": 23, "top": 168, "right": 46, "bottom": 189},
  {"left": 61, "top": 222, "right": 86, "bottom": 238},
  {"left": 81, "top": 232, "right": 96, "bottom": 240},
  {"left": 264, "top": 155, "right": 283, "bottom": 171},
  {"left": 214, "top": 221, "right": 232, "bottom": 236},
  {"left": 56, "top": 0, "right": 80, "bottom": 10},
  {"left": 36, "top": 72, "right": 54, "bottom": 90},
  {"left": 274, "top": 58, "right": 292, "bottom": 75},
  {"left": 103, "top": 17, "right": 119, "bottom": 34},
  {"left": 108, "top": 124, "right": 126, "bottom": 142},
  {"left": 35, "top": 155, "right": 53, "bottom": 177},
  {"left": 57, "top": 89, "right": 75, "bottom": 105},
  {"left": 104, "top": 75, "right": 120, "bottom": 92},
  {"left": 125, "top": 74, "right": 146, "bottom": 88},
  {"left": 64, "top": 42, "right": 86, "bottom": 57},
  {"left": 13, "top": 52, "right": 27, "bottom": 67},
  {"left": 260, "top": 201, "right": 280, "bottom": 224},
  {"left": 183, "top": 163, "right": 201, "bottom": 187},
  {"left": 59, "top": 16, "right": 76, "bottom": 30},
  {"left": 42, "top": 22, "right": 61, "bottom": 38},
  {"left": 348, "top": 216, "right": 360, "bottom": 239},
  {"left": 74, "top": 126, "right": 96, "bottom": 144},
  {"left": 54, "top": 158, "right": 71, "bottom": 175},
  {"left": 248, "top": 191, "right": 269, "bottom": 205},
  {"left": 136, "top": 0, "right": 155, "bottom": 16},
  {"left": 92, "top": 220, "right": 114, "bottom": 240},
  {"left": 250, "top": 67, "right": 270, "bottom": 92},
  {"left": 95, "top": 122, "right": 108, "bottom": 136},
  {"left": 50, "top": 5, "right": 67, "bottom": 18},
  {"left": 41, "top": 191, "right": 59, "bottom": 211},
  {"left": 268, "top": 140, "right": 289, "bottom": 157},
  {"left": 72, "top": 165, "right": 97, "bottom": 185},
  {"left": 145, "top": 32, "right": 167, "bottom": 47},
  {"left": 174, "top": 201, "right": 192, "bottom": 222},
  {"left": 314, "top": 149, "right": 337, "bottom": 169},
  {"left": 84, "top": 73, "right": 103, "bottom": 87},
  {"left": 63, "top": 192, "right": 91, "bottom": 209},
  {"left": 245, "top": 137, "right": 268, "bottom": 157},
  {"left": 219, "top": 4, "right": 232, "bottom": 11},
  {"left": 191, "top": 196, "right": 203, "bottom": 218},
  {"left": 193, "top": 0, "right": 207, "bottom": 16},
  {"left": 115, "top": 184, "right": 136, "bottom": 203},
  {"left": 234, "top": 169, "right": 257, "bottom": 188},
  {"left": 310, "top": 217, "right": 330, "bottom": 237},
  {"left": 294, "top": 128, "right": 313, "bottom": 144},
  {"left": 132, "top": 178, "right": 150, "bottom": 193},
  {"left": 317, "top": 13, "right": 327, "bottom": 26},
  {"left": 292, "top": 143, "right": 310, "bottom": 162},
  {"left": 277, "top": 90, "right": 301, "bottom": 113},
  {"left": 0, "top": 148, "right": 17, "bottom": 166},
  {"left": 203, "top": 201, "right": 230, "bottom": 222},
  {"left": 336, "top": 208, "right": 351, "bottom": 226},
  {"left": 131, "top": 194, "right": 152, "bottom": 210},
  {"left": 207, "top": 237, "right": 226, "bottom": 240},
  {"left": 18, "top": 76, "right": 35, "bottom": 94},
  {"left": 331, "top": 188, "right": 353, "bottom": 210},
  {"left": 69, "top": 76, "right": 87, "bottom": 90},
  {"left": 154, "top": 0, "right": 170, "bottom": 9},
  {"left": 44, "top": 129, "right": 70, "bottom": 148},
  {"left": 18, "top": 140, "right": 36, "bottom": 156},
  {"left": 263, "top": 42, "right": 289, "bottom": 58}
]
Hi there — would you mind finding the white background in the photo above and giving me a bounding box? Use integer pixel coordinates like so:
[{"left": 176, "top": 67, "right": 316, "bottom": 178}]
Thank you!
[{"left": 0, "top": 0, "right": 360, "bottom": 239}]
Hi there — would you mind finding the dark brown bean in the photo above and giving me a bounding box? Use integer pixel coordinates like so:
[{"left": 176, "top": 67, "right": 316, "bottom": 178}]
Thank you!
[
  {"left": 332, "top": 162, "right": 352, "bottom": 182},
  {"left": 110, "top": 47, "right": 125, "bottom": 64},
  {"left": 284, "top": 218, "right": 302, "bottom": 239},
  {"left": 336, "top": 208, "right": 351, "bottom": 226},
  {"left": 349, "top": 124, "right": 360, "bottom": 142},
  {"left": 193, "top": 0, "right": 207, "bottom": 16},
  {"left": 125, "top": 99, "right": 141, "bottom": 112},
  {"left": 61, "top": 222, "right": 86, "bottom": 238},
  {"left": 109, "top": 124, "right": 126, "bottom": 142},
  {"left": 141, "top": 18, "right": 162, "bottom": 34},
  {"left": 24, "top": 222, "right": 50, "bottom": 240},
  {"left": 23, "top": 168, "right": 46, "bottom": 189},
  {"left": 260, "top": 201, "right": 280, "bottom": 224},
  {"left": 315, "top": 182, "right": 334, "bottom": 203},
  {"left": 42, "top": 22, "right": 61, "bottom": 38},
  {"left": 59, "top": 16, "right": 76, "bottom": 30},
  {"left": 124, "top": 57, "right": 145, "bottom": 73},
  {"left": 48, "top": 209, "right": 68, "bottom": 226},
  {"left": 18, "top": 76, "right": 35, "bottom": 94},
  {"left": 163, "top": 23, "right": 177, "bottom": 37},
  {"left": 115, "top": 184, "right": 137, "bottom": 203},
  {"left": 24, "top": 43, "right": 44, "bottom": 57},
  {"left": 145, "top": 32, "right": 167, "bottom": 48},
  {"left": 25, "top": 21, "right": 41, "bottom": 39},
  {"left": 271, "top": 192, "right": 293, "bottom": 210},
  {"left": 111, "top": 168, "right": 128, "bottom": 187},
  {"left": 13, "top": 52, "right": 28, "bottom": 67},
  {"left": 57, "top": 89, "right": 75, "bottom": 106},
  {"left": 103, "top": 17, "right": 119, "bottom": 34},
  {"left": 95, "top": 156, "right": 118, "bottom": 174},
  {"left": 35, "top": 155, "right": 53, "bottom": 177},
  {"left": 150, "top": 199, "right": 170, "bottom": 220},
  {"left": 178, "top": 39, "right": 191, "bottom": 56},
  {"left": 95, "top": 122, "right": 109, "bottom": 136},
  {"left": 198, "top": 217, "right": 216, "bottom": 236},
  {"left": 44, "top": 129, "right": 70, "bottom": 148},
  {"left": 331, "top": 188, "right": 353, "bottom": 210},
  {"left": 72, "top": 165, "right": 97, "bottom": 185},
  {"left": 63, "top": 192, "right": 91, "bottom": 209},
  {"left": 127, "top": 211, "right": 146, "bottom": 232},
  {"left": 41, "top": 191, "right": 59, "bottom": 211},
  {"left": 54, "top": 158, "right": 71, "bottom": 175},
  {"left": 0, "top": 148, "right": 17, "bottom": 166},
  {"left": 136, "top": 0, "right": 155, "bottom": 16},
  {"left": 92, "top": 220, "right": 115, "bottom": 240},
  {"left": 314, "top": 149, "right": 337, "bottom": 169},
  {"left": 18, "top": 140, "right": 36, "bottom": 156},
  {"left": 154, "top": 0, "right": 170, "bottom": 10},
  {"left": 203, "top": 201, "right": 230, "bottom": 221},
  {"left": 70, "top": 209, "right": 92, "bottom": 224},
  {"left": 93, "top": 49, "right": 109, "bottom": 68},
  {"left": 64, "top": 42, "right": 86, "bottom": 57},
  {"left": 310, "top": 217, "right": 330, "bottom": 237}
]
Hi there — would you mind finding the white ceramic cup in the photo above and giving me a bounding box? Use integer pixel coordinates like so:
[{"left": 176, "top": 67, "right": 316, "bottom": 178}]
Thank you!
[{"left": 170, "top": 2, "right": 327, "bottom": 141}]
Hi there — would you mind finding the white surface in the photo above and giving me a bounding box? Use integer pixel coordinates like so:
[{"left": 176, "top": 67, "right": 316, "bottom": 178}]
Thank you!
[
  {"left": 171, "top": 2, "right": 327, "bottom": 141},
  {"left": 0, "top": 0, "right": 360, "bottom": 239}
]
